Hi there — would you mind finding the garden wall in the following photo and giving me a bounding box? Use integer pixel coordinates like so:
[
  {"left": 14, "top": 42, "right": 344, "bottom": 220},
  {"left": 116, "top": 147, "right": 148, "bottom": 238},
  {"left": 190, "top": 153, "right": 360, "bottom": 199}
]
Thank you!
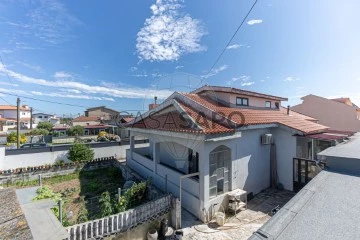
[{"left": 0, "top": 141, "right": 149, "bottom": 171}]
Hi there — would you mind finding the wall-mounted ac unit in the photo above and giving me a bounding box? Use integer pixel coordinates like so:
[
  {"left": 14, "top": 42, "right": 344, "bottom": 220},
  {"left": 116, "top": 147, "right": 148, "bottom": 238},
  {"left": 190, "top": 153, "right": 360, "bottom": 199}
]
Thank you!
[{"left": 261, "top": 134, "right": 273, "bottom": 145}]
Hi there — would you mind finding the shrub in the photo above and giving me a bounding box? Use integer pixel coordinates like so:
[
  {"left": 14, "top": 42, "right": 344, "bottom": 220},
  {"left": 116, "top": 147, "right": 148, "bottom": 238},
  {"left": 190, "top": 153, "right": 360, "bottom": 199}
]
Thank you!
[
  {"left": 97, "top": 133, "right": 120, "bottom": 142},
  {"left": 67, "top": 142, "right": 94, "bottom": 162},
  {"left": 33, "top": 186, "right": 61, "bottom": 202},
  {"left": 7, "top": 132, "right": 27, "bottom": 144},
  {"left": 77, "top": 197, "right": 89, "bottom": 223},
  {"left": 114, "top": 181, "right": 147, "bottom": 213},
  {"left": 99, "top": 191, "right": 113, "bottom": 217},
  {"left": 37, "top": 122, "right": 54, "bottom": 132},
  {"left": 66, "top": 126, "right": 85, "bottom": 136}
]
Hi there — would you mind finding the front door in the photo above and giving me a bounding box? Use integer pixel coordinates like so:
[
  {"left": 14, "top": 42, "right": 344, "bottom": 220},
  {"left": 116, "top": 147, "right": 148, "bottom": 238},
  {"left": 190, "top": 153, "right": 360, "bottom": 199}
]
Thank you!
[{"left": 293, "top": 158, "right": 326, "bottom": 192}]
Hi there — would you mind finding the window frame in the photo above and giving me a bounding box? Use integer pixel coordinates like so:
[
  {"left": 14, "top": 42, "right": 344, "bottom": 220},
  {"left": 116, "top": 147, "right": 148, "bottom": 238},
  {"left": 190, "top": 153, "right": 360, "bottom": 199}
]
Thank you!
[
  {"left": 236, "top": 97, "right": 249, "bottom": 106},
  {"left": 265, "top": 101, "right": 271, "bottom": 108}
]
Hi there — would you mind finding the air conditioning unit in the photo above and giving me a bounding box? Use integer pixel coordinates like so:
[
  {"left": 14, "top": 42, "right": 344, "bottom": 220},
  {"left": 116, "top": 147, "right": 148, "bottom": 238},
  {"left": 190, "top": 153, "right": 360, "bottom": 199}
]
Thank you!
[{"left": 261, "top": 134, "right": 273, "bottom": 145}]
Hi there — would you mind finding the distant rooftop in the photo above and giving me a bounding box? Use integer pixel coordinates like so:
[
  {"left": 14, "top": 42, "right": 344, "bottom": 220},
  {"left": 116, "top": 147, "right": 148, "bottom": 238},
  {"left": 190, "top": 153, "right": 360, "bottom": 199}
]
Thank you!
[
  {"left": 318, "top": 132, "right": 360, "bottom": 159},
  {"left": 250, "top": 170, "right": 360, "bottom": 240}
]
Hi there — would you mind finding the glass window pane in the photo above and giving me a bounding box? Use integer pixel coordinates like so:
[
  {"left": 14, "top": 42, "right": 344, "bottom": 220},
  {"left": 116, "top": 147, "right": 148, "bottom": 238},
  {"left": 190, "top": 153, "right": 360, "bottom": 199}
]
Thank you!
[
  {"left": 217, "top": 167, "right": 224, "bottom": 180},
  {"left": 243, "top": 99, "right": 248, "bottom": 106},
  {"left": 217, "top": 179, "right": 224, "bottom": 194},
  {"left": 209, "top": 187, "right": 217, "bottom": 198},
  {"left": 210, "top": 164, "right": 217, "bottom": 176},
  {"left": 210, "top": 176, "right": 217, "bottom": 188}
]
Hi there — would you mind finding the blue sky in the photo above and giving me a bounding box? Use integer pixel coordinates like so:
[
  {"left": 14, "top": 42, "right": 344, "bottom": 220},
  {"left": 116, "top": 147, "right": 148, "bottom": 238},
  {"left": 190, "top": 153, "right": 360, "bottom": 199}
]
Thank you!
[{"left": 0, "top": 0, "right": 359, "bottom": 116}]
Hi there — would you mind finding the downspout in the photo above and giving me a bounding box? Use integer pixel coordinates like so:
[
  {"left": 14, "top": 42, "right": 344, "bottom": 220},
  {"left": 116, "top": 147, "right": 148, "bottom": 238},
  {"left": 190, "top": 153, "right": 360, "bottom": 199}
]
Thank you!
[{"left": 311, "top": 139, "right": 315, "bottom": 160}]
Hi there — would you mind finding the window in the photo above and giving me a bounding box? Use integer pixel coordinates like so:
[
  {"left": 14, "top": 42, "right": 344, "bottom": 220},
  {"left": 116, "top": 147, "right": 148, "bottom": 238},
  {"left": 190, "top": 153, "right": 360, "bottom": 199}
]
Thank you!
[
  {"left": 209, "top": 146, "right": 231, "bottom": 198},
  {"left": 265, "top": 101, "right": 271, "bottom": 108},
  {"left": 236, "top": 97, "right": 249, "bottom": 106},
  {"left": 22, "top": 112, "right": 25, "bottom": 115},
  {"left": 38, "top": 116, "right": 42, "bottom": 118},
  {"left": 44, "top": 116, "right": 48, "bottom": 118},
  {"left": 275, "top": 102, "right": 279, "bottom": 109}
]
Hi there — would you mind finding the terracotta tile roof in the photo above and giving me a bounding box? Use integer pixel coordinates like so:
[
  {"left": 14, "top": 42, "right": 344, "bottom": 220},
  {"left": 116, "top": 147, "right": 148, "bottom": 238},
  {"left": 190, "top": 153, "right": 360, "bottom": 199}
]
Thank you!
[
  {"left": 0, "top": 105, "right": 29, "bottom": 111},
  {"left": 182, "top": 93, "right": 328, "bottom": 134},
  {"left": 121, "top": 117, "right": 134, "bottom": 123},
  {"left": 72, "top": 116, "right": 100, "bottom": 122}
]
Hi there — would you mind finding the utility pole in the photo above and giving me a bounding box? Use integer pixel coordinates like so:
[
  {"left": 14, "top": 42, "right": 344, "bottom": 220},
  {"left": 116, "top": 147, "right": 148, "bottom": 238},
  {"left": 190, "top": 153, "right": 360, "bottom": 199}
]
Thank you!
[
  {"left": 30, "top": 107, "right": 33, "bottom": 129},
  {"left": 17, "top": 97, "right": 20, "bottom": 149}
]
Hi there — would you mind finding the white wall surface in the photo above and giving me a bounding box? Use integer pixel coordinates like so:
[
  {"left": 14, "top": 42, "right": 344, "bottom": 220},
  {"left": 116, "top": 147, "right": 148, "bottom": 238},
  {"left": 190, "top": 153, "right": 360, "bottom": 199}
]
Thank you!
[
  {"left": 271, "top": 127, "right": 297, "bottom": 191},
  {"left": 0, "top": 143, "right": 149, "bottom": 170}
]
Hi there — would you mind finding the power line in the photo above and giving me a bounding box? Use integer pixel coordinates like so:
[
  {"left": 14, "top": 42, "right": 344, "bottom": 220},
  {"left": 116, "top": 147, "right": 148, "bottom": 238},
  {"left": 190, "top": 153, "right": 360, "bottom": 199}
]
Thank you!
[
  {"left": 203, "top": 0, "right": 258, "bottom": 78},
  {"left": 0, "top": 91, "right": 89, "bottom": 108},
  {"left": 0, "top": 54, "right": 14, "bottom": 86},
  {"left": 0, "top": 96, "right": 12, "bottom": 105}
]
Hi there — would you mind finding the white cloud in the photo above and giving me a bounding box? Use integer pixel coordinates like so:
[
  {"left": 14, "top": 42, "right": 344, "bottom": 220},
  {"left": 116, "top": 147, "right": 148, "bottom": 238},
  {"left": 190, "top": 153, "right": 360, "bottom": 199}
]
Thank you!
[
  {"left": 284, "top": 76, "right": 300, "bottom": 82},
  {"left": 226, "top": 44, "right": 244, "bottom": 50},
  {"left": 136, "top": 0, "right": 207, "bottom": 61},
  {"left": 31, "top": 91, "right": 114, "bottom": 101},
  {"left": 175, "top": 65, "right": 184, "bottom": 70},
  {"left": 241, "top": 81, "right": 255, "bottom": 86},
  {"left": 129, "top": 66, "right": 138, "bottom": 72},
  {"left": 0, "top": 82, "right": 19, "bottom": 87},
  {"left": 226, "top": 75, "right": 251, "bottom": 86},
  {"left": 26, "top": 0, "right": 83, "bottom": 44},
  {"left": 201, "top": 65, "right": 228, "bottom": 79},
  {"left": 0, "top": 65, "right": 173, "bottom": 99},
  {"left": 17, "top": 61, "right": 43, "bottom": 73},
  {"left": 247, "top": 19, "right": 263, "bottom": 25},
  {"left": 54, "top": 71, "right": 74, "bottom": 80}
]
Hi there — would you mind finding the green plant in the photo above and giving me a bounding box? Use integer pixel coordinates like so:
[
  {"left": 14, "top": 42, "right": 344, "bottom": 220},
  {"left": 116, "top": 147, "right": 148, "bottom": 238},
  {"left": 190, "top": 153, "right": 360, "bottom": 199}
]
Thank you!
[
  {"left": 113, "top": 181, "right": 147, "bottom": 214},
  {"left": 67, "top": 142, "right": 94, "bottom": 162},
  {"left": 99, "top": 191, "right": 113, "bottom": 217},
  {"left": 77, "top": 197, "right": 89, "bottom": 223},
  {"left": 66, "top": 126, "right": 85, "bottom": 136},
  {"left": 37, "top": 122, "right": 54, "bottom": 132},
  {"left": 7, "top": 132, "right": 27, "bottom": 144},
  {"left": 33, "top": 186, "right": 61, "bottom": 202}
]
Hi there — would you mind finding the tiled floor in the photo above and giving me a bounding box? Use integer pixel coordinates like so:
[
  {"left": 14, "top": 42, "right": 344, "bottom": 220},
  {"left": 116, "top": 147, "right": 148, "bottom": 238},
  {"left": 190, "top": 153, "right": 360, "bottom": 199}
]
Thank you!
[{"left": 181, "top": 189, "right": 296, "bottom": 240}]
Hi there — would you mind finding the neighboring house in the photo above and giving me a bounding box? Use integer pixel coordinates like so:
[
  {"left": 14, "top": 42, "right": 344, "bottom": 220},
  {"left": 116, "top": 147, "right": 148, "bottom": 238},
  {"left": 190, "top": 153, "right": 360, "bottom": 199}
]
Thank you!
[
  {"left": 126, "top": 85, "right": 331, "bottom": 222},
  {"left": 53, "top": 125, "right": 114, "bottom": 136},
  {"left": 33, "top": 113, "right": 60, "bottom": 125},
  {"left": 291, "top": 94, "right": 360, "bottom": 132},
  {"left": 0, "top": 105, "right": 32, "bottom": 131},
  {"left": 72, "top": 116, "right": 101, "bottom": 127},
  {"left": 84, "top": 106, "right": 120, "bottom": 124}
]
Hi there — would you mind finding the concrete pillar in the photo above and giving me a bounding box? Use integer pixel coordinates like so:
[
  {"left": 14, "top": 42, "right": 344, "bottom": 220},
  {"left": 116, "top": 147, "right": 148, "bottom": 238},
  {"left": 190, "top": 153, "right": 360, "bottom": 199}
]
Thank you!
[
  {"left": 153, "top": 141, "right": 160, "bottom": 176},
  {"left": 198, "top": 143, "right": 209, "bottom": 222},
  {"left": 130, "top": 135, "right": 135, "bottom": 159}
]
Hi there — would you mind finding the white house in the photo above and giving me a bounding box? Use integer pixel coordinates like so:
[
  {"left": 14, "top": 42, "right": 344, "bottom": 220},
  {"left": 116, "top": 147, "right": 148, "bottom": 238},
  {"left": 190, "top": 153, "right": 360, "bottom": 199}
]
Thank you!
[
  {"left": 0, "top": 105, "right": 32, "bottom": 131},
  {"left": 32, "top": 113, "right": 60, "bottom": 125},
  {"left": 126, "top": 86, "right": 329, "bottom": 222}
]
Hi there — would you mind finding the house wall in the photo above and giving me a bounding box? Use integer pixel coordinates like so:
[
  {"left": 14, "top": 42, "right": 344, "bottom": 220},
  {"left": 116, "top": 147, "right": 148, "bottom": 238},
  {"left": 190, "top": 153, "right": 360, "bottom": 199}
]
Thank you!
[
  {"left": 3, "top": 110, "right": 31, "bottom": 119},
  {"left": 72, "top": 121, "right": 100, "bottom": 127},
  {"left": 159, "top": 141, "right": 189, "bottom": 174},
  {"left": 291, "top": 95, "right": 360, "bottom": 132},
  {"left": 229, "top": 94, "right": 279, "bottom": 109},
  {"left": 271, "top": 127, "right": 297, "bottom": 191},
  {"left": 296, "top": 137, "right": 311, "bottom": 159},
  {"left": 87, "top": 108, "right": 118, "bottom": 120}
]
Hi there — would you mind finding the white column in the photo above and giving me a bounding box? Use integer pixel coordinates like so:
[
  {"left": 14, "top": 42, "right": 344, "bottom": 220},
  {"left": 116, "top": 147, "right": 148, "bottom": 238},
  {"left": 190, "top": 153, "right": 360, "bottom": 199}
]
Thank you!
[
  {"left": 153, "top": 141, "right": 160, "bottom": 175},
  {"left": 130, "top": 135, "right": 135, "bottom": 159},
  {"left": 198, "top": 142, "right": 208, "bottom": 222}
]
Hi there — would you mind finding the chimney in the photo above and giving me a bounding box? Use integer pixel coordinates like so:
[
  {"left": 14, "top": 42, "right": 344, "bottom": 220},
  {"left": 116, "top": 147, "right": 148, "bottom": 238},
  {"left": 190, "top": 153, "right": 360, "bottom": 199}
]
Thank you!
[
  {"left": 149, "top": 96, "right": 159, "bottom": 110},
  {"left": 22, "top": 104, "right": 29, "bottom": 109},
  {"left": 287, "top": 105, "right": 290, "bottom": 115}
]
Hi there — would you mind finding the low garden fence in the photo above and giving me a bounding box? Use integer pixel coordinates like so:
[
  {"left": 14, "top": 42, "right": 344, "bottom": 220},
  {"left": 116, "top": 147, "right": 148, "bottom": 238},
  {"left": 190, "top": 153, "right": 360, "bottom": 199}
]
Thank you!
[{"left": 66, "top": 194, "right": 172, "bottom": 240}]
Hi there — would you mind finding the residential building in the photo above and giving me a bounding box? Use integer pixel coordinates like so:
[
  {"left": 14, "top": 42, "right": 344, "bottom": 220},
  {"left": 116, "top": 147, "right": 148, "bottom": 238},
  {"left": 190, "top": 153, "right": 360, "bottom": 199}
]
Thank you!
[
  {"left": 72, "top": 116, "right": 102, "bottom": 127},
  {"left": 0, "top": 105, "right": 32, "bottom": 131},
  {"left": 84, "top": 106, "right": 120, "bottom": 123},
  {"left": 33, "top": 113, "right": 60, "bottom": 125},
  {"left": 126, "top": 85, "right": 332, "bottom": 221},
  {"left": 291, "top": 94, "right": 360, "bottom": 132}
]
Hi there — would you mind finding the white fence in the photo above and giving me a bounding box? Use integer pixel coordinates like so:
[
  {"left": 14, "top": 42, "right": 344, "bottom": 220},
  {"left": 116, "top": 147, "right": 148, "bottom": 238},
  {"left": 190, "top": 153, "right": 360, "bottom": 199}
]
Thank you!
[{"left": 66, "top": 194, "right": 172, "bottom": 240}]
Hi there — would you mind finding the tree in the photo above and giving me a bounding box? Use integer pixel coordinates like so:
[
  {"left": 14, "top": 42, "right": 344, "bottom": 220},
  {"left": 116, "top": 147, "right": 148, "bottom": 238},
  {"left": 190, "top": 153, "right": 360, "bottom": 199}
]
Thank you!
[
  {"left": 66, "top": 125, "right": 85, "bottom": 136},
  {"left": 29, "top": 128, "right": 49, "bottom": 136},
  {"left": 7, "top": 132, "right": 27, "bottom": 144},
  {"left": 37, "top": 122, "right": 54, "bottom": 132},
  {"left": 67, "top": 142, "right": 94, "bottom": 162}
]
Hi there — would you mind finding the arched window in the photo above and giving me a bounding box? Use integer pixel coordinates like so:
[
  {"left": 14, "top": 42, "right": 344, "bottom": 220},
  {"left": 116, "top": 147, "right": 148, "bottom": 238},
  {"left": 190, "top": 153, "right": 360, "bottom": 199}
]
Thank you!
[{"left": 209, "top": 145, "right": 231, "bottom": 198}]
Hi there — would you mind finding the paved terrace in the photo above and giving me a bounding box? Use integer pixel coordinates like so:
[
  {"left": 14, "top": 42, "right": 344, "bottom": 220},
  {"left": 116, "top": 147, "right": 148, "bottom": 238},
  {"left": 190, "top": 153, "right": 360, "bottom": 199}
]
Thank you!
[
  {"left": 16, "top": 186, "right": 69, "bottom": 240},
  {"left": 181, "top": 189, "right": 295, "bottom": 240}
]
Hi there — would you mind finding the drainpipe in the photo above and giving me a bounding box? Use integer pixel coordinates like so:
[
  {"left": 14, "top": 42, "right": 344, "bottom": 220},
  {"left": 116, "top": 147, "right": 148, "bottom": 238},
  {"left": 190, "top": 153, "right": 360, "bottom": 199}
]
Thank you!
[
  {"left": 287, "top": 105, "right": 290, "bottom": 115},
  {"left": 179, "top": 172, "right": 199, "bottom": 229}
]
